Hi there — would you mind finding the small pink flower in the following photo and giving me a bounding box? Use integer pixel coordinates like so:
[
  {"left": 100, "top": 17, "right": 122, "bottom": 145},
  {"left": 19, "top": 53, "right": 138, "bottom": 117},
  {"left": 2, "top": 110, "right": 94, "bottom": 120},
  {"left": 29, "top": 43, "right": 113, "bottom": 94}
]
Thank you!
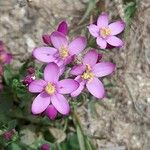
[
  {"left": 70, "top": 50, "right": 116, "bottom": 99},
  {"left": 40, "top": 143, "right": 50, "bottom": 150},
  {"left": 33, "top": 31, "right": 86, "bottom": 69},
  {"left": 0, "top": 51, "right": 12, "bottom": 64},
  {"left": 88, "top": 12, "right": 125, "bottom": 49},
  {"left": 42, "top": 21, "right": 68, "bottom": 45},
  {"left": 29, "top": 63, "right": 79, "bottom": 115}
]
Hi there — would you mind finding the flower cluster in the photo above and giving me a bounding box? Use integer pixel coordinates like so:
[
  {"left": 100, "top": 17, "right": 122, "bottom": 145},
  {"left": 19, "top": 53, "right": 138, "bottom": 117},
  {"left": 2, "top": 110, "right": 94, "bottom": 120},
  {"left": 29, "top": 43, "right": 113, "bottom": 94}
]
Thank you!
[
  {"left": 29, "top": 13, "right": 125, "bottom": 120},
  {"left": 0, "top": 41, "right": 12, "bottom": 91}
]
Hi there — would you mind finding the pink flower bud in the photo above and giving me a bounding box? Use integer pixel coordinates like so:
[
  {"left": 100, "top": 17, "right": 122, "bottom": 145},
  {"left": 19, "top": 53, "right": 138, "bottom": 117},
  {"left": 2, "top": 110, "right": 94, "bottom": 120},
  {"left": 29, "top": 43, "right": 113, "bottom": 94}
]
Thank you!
[
  {"left": 23, "top": 75, "right": 35, "bottom": 86},
  {"left": 45, "top": 105, "right": 57, "bottom": 120},
  {"left": 0, "top": 51, "right": 12, "bottom": 64},
  {"left": 27, "top": 67, "right": 35, "bottom": 74},
  {"left": 3, "top": 129, "right": 15, "bottom": 141},
  {"left": 40, "top": 144, "right": 50, "bottom": 150},
  {"left": 42, "top": 34, "right": 51, "bottom": 45}
]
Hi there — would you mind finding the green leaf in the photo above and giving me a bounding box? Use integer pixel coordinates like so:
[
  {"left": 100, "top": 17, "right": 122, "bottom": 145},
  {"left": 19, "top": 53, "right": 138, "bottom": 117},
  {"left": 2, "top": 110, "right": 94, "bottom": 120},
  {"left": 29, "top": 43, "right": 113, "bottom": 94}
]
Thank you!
[
  {"left": 59, "top": 133, "right": 80, "bottom": 150},
  {"left": 7, "top": 143, "right": 22, "bottom": 150},
  {"left": 76, "top": 125, "right": 85, "bottom": 150},
  {"left": 124, "top": 1, "right": 136, "bottom": 25},
  {"left": 8, "top": 120, "right": 17, "bottom": 130},
  {"left": 79, "top": 0, "right": 97, "bottom": 24},
  {"left": 3, "top": 65, "right": 13, "bottom": 85}
]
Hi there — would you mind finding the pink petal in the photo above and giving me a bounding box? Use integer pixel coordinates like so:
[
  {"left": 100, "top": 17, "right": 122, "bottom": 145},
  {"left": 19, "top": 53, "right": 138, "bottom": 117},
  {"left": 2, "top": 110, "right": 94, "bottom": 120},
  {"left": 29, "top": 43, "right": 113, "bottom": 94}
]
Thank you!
[
  {"left": 83, "top": 49, "right": 98, "bottom": 66},
  {"left": 96, "top": 37, "right": 107, "bottom": 49},
  {"left": 51, "top": 94, "right": 70, "bottom": 115},
  {"left": 70, "top": 64, "right": 85, "bottom": 75},
  {"left": 57, "top": 21, "right": 68, "bottom": 35},
  {"left": 71, "top": 82, "right": 85, "bottom": 97},
  {"left": 109, "top": 21, "right": 125, "bottom": 35},
  {"left": 44, "top": 63, "right": 59, "bottom": 82},
  {"left": 97, "top": 12, "right": 109, "bottom": 28},
  {"left": 86, "top": 78, "right": 105, "bottom": 99},
  {"left": 0, "top": 52, "right": 12, "bottom": 64},
  {"left": 50, "top": 31, "right": 68, "bottom": 49},
  {"left": 45, "top": 105, "right": 57, "bottom": 120},
  {"left": 58, "top": 79, "right": 79, "bottom": 94},
  {"left": 106, "top": 36, "right": 124, "bottom": 47},
  {"left": 33, "top": 47, "right": 57, "bottom": 63},
  {"left": 64, "top": 55, "right": 74, "bottom": 65},
  {"left": 88, "top": 24, "right": 99, "bottom": 37},
  {"left": 42, "top": 34, "right": 51, "bottom": 45},
  {"left": 59, "top": 65, "right": 65, "bottom": 76},
  {"left": 71, "top": 76, "right": 85, "bottom": 97},
  {"left": 68, "top": 36, "right": 87, "bottom": 55},
  {"left": 31, "top": 92, "right": 50, "bottom": 114},
  {"left": 29, "top": 79, "right": 47, "bottom": 93},
  {"left": 92, "top": 62, "right": 116, "bottom": 77},
  {"left": 5, "top": 53, "right": 12, "bottom": 64}
]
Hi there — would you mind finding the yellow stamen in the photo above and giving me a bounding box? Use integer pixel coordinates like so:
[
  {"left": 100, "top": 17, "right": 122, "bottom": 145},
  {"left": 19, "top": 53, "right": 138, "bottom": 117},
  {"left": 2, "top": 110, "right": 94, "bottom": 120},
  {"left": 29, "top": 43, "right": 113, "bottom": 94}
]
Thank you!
[
  {"left": 82, "top": 64, "right": 94, "bottom": 81},
  {"left": 100, "top": 27, "right": 111, "bottom": 38},
  {"left": 45, "top": 83, "right": 55, "bottom": 95},
  {"left": 60, "top": 46, "right": 69, "bottom": 59}
]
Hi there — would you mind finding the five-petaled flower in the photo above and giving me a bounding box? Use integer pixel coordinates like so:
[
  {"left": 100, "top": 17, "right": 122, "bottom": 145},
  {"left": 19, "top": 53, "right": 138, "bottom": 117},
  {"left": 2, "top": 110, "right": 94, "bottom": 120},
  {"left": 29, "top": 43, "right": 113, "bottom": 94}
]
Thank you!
[
  {"left": 88, "top": 12, "right": 125, "bottom": 49},
  {"left": 33, "top": 31, "right": 86, "bottom": 72},
  {"left": 70, "top": 50, "right": 116, "bottom": 99},
  {"left": 29, "top": 63, "right": 79, "bottom": 115}
]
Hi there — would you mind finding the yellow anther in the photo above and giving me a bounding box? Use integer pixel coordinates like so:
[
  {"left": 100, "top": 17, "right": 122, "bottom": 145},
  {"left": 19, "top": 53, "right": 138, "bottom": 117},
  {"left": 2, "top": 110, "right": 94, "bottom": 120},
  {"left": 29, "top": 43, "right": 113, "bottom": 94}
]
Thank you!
[
  {"left": 60, "top": 46, "right": 69, "bottom": 59},
  {"left": 45, "top": 83, "right": 55, "bottom": 95},
  {"left": 82, "top": 64, "right": 94, "bottom": 81},
  {"left": 100, "top": 27, "right": 111, "bottom": 38}
]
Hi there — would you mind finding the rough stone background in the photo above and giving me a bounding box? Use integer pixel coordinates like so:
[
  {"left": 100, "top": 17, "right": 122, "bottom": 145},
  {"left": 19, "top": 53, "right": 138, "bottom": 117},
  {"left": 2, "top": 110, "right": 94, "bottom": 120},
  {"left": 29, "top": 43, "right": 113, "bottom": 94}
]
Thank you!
[{"left": 0, "top": 0, "right": 150, "bottom": 150}]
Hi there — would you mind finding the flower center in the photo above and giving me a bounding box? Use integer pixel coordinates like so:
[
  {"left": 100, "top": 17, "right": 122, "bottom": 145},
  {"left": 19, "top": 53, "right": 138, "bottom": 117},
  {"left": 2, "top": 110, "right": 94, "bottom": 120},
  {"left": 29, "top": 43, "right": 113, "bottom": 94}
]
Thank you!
[
  {"left": 60, "top": 46, "right": 69, "bottom": 59},
  {"left": 82, "top": 65, "right": 94, "bottom": 81},
  {"left": 100, "top": 27, "right": 111, "bottom": 38},
  {"left": 45, "top": 83, "right": 55, "bottom": 95}
]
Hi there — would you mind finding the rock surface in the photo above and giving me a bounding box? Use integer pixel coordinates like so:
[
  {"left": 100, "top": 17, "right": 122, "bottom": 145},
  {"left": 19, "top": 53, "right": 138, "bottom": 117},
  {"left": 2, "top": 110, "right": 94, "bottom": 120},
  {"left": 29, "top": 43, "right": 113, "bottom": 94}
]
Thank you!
[{"left": 0, "top": 0, "right": 150, "bottom": 149}]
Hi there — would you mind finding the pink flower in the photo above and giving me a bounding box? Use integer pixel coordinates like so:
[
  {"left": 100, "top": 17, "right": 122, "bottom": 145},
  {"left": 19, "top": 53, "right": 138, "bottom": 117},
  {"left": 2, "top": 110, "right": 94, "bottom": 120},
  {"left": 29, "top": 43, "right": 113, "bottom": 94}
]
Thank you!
[
  {"left": 33, "top": 31, "right": 86, "bottom": 68},
  {"left": 0, "top": 51, "right": 12, "bottom": 65},
  {"left": 70, "top": 50, "right": 116, "bottom": 99},
  {"left": 42, "top": 21, "right": 68, "bottom": 45},
  {"left": 40, "top": 143, "right": 50, "bottom": 150},
  {"left": 88, "top": 12, "right": 125, "bottom": 49},
  {"left": 29, "top": 63, "right": 79, "bottom": 115}
]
